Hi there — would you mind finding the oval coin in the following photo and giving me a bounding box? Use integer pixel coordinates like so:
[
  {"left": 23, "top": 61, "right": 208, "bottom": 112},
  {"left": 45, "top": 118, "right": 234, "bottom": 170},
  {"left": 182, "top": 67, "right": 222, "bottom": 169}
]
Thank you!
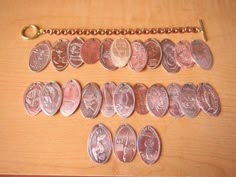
[{"left": 133, "top": 83, "right": 149, "bottom": 115}]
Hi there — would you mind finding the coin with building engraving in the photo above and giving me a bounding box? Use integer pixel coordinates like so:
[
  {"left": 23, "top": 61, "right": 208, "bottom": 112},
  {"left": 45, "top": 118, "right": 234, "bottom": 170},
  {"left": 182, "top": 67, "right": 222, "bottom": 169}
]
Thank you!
[{"left": 133, "top": 83, "right": 148, "bottom": 115}]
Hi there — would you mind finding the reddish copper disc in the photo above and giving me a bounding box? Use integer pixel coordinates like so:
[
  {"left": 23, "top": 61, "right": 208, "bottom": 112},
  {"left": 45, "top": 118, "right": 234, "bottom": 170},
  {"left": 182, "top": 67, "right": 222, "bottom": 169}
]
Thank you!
[{"left": 133, "top": 83, "right": 149, "bottom": 115}]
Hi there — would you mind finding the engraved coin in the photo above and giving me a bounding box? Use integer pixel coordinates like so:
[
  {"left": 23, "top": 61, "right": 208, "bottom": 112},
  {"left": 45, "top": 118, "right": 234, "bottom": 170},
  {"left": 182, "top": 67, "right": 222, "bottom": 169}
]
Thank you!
[
  {"left": 110, "top": 37, "right": 132, "bottom": 67},
  {"left": 133, "top": 83, "right": 149, "bottom": 115},
  {"left": 88, "top": 123, "right": 112, "bottom": 164},
  {"left": 81, "top": 38, "right": 101, "bottom": 64},
  {"left": 40, "top": 81, "right": 63, "bottom": 116},
  {"left": 114, "top": 124, "right": 137, "bottom": 163},
  {"left": 113, "top": 83, "right": 135, "bottom": 118},
  {"left": 179, "top": 83, "right": 200, "bottom": 118},
  {"left": 175, "top": 40, "right": 194, "bottom": 68},
  {"left": 146, "top": 84, "right": 169, "bottom": 117},
  {"left": 29, "top": 41, "right": 51, "bottom": 72},
  {"left": 23, "top": 82, "right": 45, "bottom": 116},
  {"left": 60, "top": 79, "right": 81, "bottom": 117},
  {"left": 80, "top": 82, "right": 102, "bottom": 118},
  {"left": 100, "top": 38, "right": 118, "bottom": 70},
  {"left": 128, "top": 40, "right": 147, "bottom": 72},
  {"left": 191, "top": 39, "right": 213, "bottom": 70},
  {"left": 166, "top": 83, "right": 184, "bottom": 118},
  {"left": 67, "top": 37, "right": 84, "bottom": 68},
  {"left": 144, "top": 38, "right": 162, "bottom": 69},
  {"left": 196, "top": 83, "right": 220, "bottom": 116},
  {"left": 100, "top": 81, "right": 116, "bottom": 118},
  {"left": 137, "top": 125, "right": 161, "bottom": 165},
  {"left": 161, "top": 39, "right": 180, "bottom": 73}
]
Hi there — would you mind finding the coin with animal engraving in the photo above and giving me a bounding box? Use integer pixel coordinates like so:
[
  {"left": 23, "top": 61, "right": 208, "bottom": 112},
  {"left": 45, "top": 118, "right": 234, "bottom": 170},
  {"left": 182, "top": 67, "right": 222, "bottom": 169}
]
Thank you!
[
  {"left": 133, "top": 83, "right": 149, "bottom": 115},
  {"left": 137, "top": 125, "right": 161, "bottom": 165},
  {"left": 88, "top": 124, "right": 112, "bottom": 164}
]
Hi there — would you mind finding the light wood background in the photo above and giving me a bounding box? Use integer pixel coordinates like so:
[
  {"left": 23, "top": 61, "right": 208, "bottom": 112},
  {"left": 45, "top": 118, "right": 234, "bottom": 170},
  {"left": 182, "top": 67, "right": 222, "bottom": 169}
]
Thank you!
[{"left": 0, "top": 0, "right": 236, "bottom": 176}]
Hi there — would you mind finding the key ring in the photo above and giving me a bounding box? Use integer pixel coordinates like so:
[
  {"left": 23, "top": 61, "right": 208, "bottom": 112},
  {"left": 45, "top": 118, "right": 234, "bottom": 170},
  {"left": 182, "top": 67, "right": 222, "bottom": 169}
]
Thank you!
[{"left": 21, "top": 24, "right": 44, "bottom": 40}]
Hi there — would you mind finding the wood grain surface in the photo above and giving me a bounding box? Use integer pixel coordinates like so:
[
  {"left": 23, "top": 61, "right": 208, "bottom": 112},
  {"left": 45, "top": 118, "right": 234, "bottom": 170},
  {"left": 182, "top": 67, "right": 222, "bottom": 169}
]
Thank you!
[{"left": 0, "top": 0, "right": 236, "bottom": 176}]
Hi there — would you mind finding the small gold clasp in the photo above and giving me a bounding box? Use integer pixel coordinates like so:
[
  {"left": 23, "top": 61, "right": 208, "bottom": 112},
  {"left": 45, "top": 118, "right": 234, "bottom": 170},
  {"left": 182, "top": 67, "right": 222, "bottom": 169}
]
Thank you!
[
  {"left": 21, "top": 25, "right": 43, "bottom": 40},
  {"left": 199, "top": 19, "right": 208, "bottom": 42}
]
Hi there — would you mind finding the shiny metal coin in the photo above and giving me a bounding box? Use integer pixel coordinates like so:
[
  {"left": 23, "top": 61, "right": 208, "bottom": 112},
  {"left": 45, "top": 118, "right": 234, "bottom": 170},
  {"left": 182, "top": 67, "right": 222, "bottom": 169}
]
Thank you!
[{"left": 133, "top": 83, "right": 149, "bottom": 115}]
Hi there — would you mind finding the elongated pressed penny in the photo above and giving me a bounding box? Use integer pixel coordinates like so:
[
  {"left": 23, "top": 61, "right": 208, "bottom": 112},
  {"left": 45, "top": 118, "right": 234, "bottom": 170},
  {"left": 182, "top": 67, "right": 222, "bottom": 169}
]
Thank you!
[{"left": 133, "top": 83, "right": 148, "bottom": 115}]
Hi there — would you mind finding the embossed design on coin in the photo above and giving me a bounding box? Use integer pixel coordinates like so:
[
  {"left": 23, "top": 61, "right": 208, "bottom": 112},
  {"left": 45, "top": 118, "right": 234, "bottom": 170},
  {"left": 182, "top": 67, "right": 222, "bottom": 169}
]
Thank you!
[
  {"left": 24, "top": 82, "right": 44, "bottom": 116},
  {"left": 167, "top": 83, "right": 183, "bottom": 118},
  {"left": 88, "top": 124, "right": 112, "bottom": 163},
  {"left": 110, "top": 38, "right": 132, "bottom": 67},
  {"left": 161, "top": 39, "right": 180, "bottom": 73},
  {"left": 146, "top": 84, "right": 169, "bottom": 117},
  {"left": 67, "top": 37, "right": 84, "bottom": 68},
  {"left": 196, "top": 83, "right": 220, "bottom": 116},
  {"left": 191, "top": 39, "right": 213, "bottom": 70},
  {"left": 137, "top": 125, "right": 161, "bottom": 165},
  {"left": 29, "top": 41, "right": 51, "bottom": 72},
  {"left": 179, "top": 83, "right": 200, "bottom": 118},
  {"left": 80, "top": 82, "right": 102, "bottom": 118},
  {"left": 133, "top": 83, "right": 148, "bottom": 115},
  {"left": 60, "top": 79, "right": 81, "bottom": 117},
  {"left": 81, "top": 38, "right": 101, "bottom": 64},
  {"left": 113, "top": 83, "right": 135, "bottom": 118},
  {"left": 100, "top": 81, "right": 116, "bottom": 118},
  {"left": 114, "top": 124, "right": 137, "bottom": 163},
  {"left": 40, "top": 81, "right": 62, "bottom": 116}
]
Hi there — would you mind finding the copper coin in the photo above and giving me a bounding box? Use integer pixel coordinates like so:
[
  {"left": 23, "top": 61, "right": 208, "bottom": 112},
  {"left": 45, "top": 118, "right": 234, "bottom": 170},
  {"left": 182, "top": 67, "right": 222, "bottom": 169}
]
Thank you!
[
  {"left": 23, "top": 82, "right": 44, "bottom": 116},
  {"left": 88, "top": 124, "right": 112, "bottom": 163},
  {"left": 128, "top": 40, "right": 147, "bottom": 72},
  {"left": 110, "top": 37, "right": 132, "bottom": 67},
  {"left": 39, "top": 81, "right": 62, "bottom": 116},
  {"left": 80, "top": 82, "right": 102, "bottom": 118},
  {"left": 161, "top": 39, "right": 180, "bottom": 73},
  {"left": 191, "top": 39, "right": 213, "bottom": 70},
  {"left": 196, "top": 83, "right": 220, "bottom": 116},
  {"left": 133, "top": 83, "right": 149, "bottom": 115},
  {"left": 67, "top": 37, "right": 84, "bottom": 68},
  {"left": 113, "top": 83, "right": 135, "bottom": 118},
  {"left": 137, "top": 125, "right": 161, "bottom": 165},
  {"left": 60, "top": 79, "right": 81, "bottom": 117},
  {"left": 100, "top": 81, "right": 116, "bottom": 118},
  {"left": 114, "top": 124, "right": 137, "bottom": 163},
  {"left": 144, "top": 38, "right": 162, "bottom": 69},
  {"left": 81, "top": 38, "right": 101, "bottom": 64},
  {"left": 29, "top": 41, "right": 51, "bottom": 72},
  {"left": 146, "top": 84, "right": 169, "bottom": 117},
  {"left": 100, "top": 38, "right": 118, "bottom": 70},
  {"left": 166, "top": 83, "right": 184, "bottom": 118},
  {"left": 175, "top": 40, "right": 194, "bottom": 68},
  {"left": 179, "top": 83, "right": 200, "bottom": 118}
]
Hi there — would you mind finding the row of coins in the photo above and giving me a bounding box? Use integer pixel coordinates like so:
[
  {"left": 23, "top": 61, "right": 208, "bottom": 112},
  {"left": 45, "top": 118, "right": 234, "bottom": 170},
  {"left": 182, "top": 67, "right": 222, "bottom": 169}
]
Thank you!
[
  {"left": 88, "top": 124, "right": 161, "bottom": 165},
  {"left": 29, "top": 37, "right": 213, "bottom": 73},
  {"left": 24, "top": 80, "right": 220, "bottom": 118}
]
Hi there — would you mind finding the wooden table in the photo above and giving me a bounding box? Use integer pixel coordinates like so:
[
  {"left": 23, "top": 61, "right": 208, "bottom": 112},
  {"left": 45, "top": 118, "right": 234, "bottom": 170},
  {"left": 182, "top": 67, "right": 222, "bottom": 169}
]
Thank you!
[{"left": 0, "top": 0, "right": 236, "bottom": 176}]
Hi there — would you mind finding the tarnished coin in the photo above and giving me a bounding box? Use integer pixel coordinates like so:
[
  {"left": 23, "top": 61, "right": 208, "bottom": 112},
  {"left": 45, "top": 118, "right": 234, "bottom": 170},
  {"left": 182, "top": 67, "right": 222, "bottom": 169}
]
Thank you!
[
  {"left": 60, "top": 79, "right": 81, "bottom": 117},
  {"left": 137, "top": 126, "right": 161, "bottom": 165},
  {"left": 144, "top": 38, "right": 162, "bottom": 69},
  {"left": 80, "top": 82, "right": 102, "bottom": 118},
  {"left": 23, "top": 82, "right": 44, "bottom": 116},
  {"left": 100, "top": 38, "right": 117, "bottom": 70},
  {"left": 196, "top": 83, "right": 220, "bottom": 116},
  {"left": 100, "top": 81, "right": 116, "bottom": 118},
  {"left": 161, "top": 39, "right": 180, "bottom": 73},
  {"left": 29, "top": 41, "right": 51, "bottom": 72},
  {"left": 128, "top": 40, "right": 147, "bottom": 72},
  {"left": 114, "top": 124, "right": 137, "bottom": 163},
  {"left": 81, "top": 38, "right": 101, "bottom": 64},
  {"left": 88, "top": 124, "right": 112, "bottom": 164},
  {"left": 133, "top": 83, "right": 149, "bottom": 115},
  {"left": 113, "top": 83, "right": 135, "bottom": 118},
  {"left": 191, "top": 39, "right": 213, "bottom": 70},
  {"left": 40, "top": 81, "right": 62, "bottom": 116},
  {"left": 179, "top": 83, "right": 200, "bottom": 118},
  {"left": 175, "top": 40, "right": 194, "bottom": 68},
  {"left": 146, "top": 84, "right": 169, "bottom": 117},
  {"left": 110, "top": 37, "right": 132, "bottom": 67},
  {"left": 67, "top": 37, "right": 84, "bottom": 68},
  {"left": 166, "top": 83, "right": 184, "bottom": 118}
]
